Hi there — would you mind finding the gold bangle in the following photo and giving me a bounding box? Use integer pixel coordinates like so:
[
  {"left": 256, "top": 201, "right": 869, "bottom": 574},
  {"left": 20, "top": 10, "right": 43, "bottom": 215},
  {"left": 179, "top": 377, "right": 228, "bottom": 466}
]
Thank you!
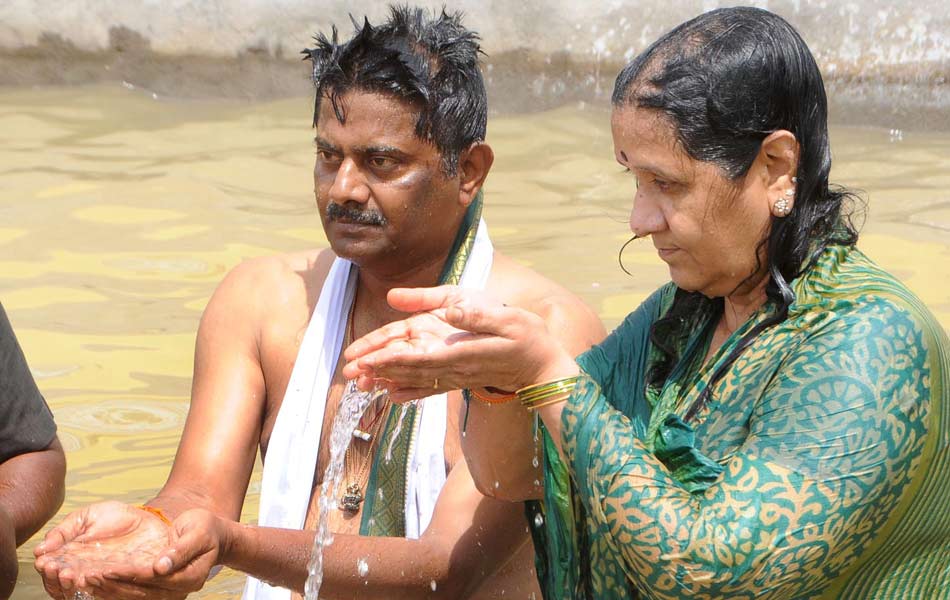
[
  {"left": 517, "top": 376, "right": 579, "bottom": 408},
  {"left": 521, "top": 391, "right": 564, "bottom": 408},
  {"left": 136, "top": 505, "right": 172, "bottom": 526},
  {"left": 469, "top": 387, "right": 517, "bottom": 405},
  {"left": 521, "top": 388, "right": 575, "bottom": 408},
  {"left": 522, "top": 390, "right": 572, "bottom": 409},
  {"left": 517, "top": 376, "right": 578, "bottom": 398},
  {"left": 515, "top": 375, "right": 578, "bottom": 408},
  {"left": 524, "top": 394, "right": 571, "bottom": 410}
]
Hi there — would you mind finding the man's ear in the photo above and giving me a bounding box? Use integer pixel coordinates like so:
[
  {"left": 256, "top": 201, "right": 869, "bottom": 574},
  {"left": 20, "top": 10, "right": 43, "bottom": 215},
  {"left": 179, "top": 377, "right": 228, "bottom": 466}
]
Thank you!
[{"left": 457, "top": 142, "right": 494, "bottom": 206}]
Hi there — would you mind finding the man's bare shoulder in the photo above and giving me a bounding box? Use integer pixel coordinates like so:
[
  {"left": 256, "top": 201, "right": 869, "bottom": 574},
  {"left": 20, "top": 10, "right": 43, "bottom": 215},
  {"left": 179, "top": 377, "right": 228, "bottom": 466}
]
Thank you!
[
  {"left": 205, "top": 248, "right": 338, "bottom": 326},
  {"left": 486, "top": 251, "right": 592, "bottom": 313},
  {"left": 487, "top": 251, "right": 606, "bottom": 353}
]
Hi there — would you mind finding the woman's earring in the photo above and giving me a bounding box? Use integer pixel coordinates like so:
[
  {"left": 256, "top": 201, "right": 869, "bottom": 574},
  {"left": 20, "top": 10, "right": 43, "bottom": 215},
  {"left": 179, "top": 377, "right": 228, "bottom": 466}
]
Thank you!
[
  {"left": 773, "top": 180, "right": 796, "bottom": 217},
  {"left": 773, "top": 196, "right": 792, "bottom": 217}
]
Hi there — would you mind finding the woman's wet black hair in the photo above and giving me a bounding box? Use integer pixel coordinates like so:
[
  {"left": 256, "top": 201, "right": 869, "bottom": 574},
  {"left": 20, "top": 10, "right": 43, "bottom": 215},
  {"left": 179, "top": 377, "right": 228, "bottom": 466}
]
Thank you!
[
  {"left": 302, "top": 4, "right": 487, "bottom": 176},
  {"left": 612, "top": 7, "right": 860, "bottom": 417}
]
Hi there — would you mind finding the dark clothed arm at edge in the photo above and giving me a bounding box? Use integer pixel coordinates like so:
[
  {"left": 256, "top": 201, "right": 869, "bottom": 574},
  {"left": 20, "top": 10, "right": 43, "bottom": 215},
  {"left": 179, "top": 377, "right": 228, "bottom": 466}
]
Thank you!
[{"left": 0, "top": 303, "right": 65, "bottom": 598}]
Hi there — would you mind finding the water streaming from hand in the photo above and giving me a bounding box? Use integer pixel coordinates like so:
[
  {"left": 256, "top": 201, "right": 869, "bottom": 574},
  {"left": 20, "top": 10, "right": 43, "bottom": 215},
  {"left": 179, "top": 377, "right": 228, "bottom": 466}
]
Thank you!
[
  {"left": 6, "top": 86, "right": 950, "bottom": 598},
  {"left": 303, "top": 380, "right": 385, "bottom": 599}
]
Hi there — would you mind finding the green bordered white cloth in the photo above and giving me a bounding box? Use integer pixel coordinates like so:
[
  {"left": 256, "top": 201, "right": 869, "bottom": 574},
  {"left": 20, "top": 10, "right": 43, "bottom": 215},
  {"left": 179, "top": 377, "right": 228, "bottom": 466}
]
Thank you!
[{"left": 243, "top": 217, "right": 493, "bottom": 600}]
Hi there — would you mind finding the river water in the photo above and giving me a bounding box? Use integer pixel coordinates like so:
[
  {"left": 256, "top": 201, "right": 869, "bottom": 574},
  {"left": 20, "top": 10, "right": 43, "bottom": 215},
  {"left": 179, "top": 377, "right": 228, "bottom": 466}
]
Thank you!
[{"left": 2, "top": 84, "right": 948, "bottom": 598}]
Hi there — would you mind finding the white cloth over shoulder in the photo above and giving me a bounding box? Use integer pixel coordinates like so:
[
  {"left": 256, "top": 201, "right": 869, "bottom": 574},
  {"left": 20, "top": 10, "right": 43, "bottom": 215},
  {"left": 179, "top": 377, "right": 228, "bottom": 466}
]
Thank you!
[{"left": 243, "top": 219, "right": 493, "bottom": 600}]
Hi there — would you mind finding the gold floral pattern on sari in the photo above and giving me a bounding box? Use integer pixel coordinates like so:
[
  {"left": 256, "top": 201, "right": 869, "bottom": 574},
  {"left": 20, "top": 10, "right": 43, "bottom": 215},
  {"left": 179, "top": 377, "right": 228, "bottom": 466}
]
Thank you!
[{"left": 539, "top": 245, "right": 949, "bottom": 599}]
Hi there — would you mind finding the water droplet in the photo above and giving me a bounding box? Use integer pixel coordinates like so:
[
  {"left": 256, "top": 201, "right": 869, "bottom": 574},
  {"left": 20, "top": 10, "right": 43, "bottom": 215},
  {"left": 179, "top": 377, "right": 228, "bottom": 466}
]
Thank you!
[
  {"left": 430, "top": 580, "right": 438, "bottom": 591},
  {"left": 357, "top": 558, "right": 369, "bottom": 577},
  {"left": 534, "top": 513, "right": 544, "bottom": 528}
]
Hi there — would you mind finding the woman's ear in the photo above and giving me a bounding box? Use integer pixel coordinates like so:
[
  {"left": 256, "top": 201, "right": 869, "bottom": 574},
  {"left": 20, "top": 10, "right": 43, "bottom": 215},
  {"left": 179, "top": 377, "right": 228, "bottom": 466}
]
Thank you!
[
  {"left": 757, "top": 130, "right": 799, "bottom": 216},
  {"left": 759, "top": 130, "right": 799, "bottom": 190},
  {"left": 457, "top": 142, "right": 494, "bottom": 206}
]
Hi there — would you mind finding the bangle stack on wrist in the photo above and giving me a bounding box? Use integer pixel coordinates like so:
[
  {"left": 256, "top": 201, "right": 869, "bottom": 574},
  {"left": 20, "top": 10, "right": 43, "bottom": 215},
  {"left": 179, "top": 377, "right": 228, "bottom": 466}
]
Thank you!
[{"left": 517, "top": 376, "right": 579, "bottom": 410}]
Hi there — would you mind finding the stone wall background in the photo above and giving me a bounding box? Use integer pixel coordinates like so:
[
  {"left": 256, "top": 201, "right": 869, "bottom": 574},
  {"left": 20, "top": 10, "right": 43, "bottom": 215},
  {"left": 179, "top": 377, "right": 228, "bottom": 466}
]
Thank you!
[{"left": 1, "top": 0, "right": 947, "bottom": 128}]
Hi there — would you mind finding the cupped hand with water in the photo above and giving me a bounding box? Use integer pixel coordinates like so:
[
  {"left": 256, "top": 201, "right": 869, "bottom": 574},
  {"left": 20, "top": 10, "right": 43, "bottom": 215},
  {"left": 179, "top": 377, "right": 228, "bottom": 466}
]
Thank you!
[
  {"left": 86, "top": 508, "right": 227, "bottom": 599},
  {"left": 33, "top": 501, "right": 170, "bottom": 599},
  {"left": 36, "top": 506, "right": 228, "bottom": 599},
  {"left": 342, "top": 285, "right": 579, "bottom": 401}
]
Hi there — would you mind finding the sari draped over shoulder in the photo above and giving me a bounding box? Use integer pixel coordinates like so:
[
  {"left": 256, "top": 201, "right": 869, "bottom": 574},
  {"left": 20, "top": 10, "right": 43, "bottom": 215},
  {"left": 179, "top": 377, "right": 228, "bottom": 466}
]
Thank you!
[{"left": 531, "top": 244, "right": 950, "bottom": 599}]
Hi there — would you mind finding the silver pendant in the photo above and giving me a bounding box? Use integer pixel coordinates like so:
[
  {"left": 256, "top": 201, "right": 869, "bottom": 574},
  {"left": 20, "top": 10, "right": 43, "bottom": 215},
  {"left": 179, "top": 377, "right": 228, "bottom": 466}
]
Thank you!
[{"left": 341, "top": 483, "right": 364, "bottom": 512}]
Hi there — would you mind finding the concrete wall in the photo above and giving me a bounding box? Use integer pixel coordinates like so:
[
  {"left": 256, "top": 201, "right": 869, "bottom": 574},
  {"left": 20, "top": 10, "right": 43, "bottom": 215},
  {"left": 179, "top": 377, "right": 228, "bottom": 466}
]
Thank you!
[
  {"left": 2, "top": 0, "right": 946, "bottom": 74},
  {"left": 1, "top": 1, "right": 947, "bottom": 128}
]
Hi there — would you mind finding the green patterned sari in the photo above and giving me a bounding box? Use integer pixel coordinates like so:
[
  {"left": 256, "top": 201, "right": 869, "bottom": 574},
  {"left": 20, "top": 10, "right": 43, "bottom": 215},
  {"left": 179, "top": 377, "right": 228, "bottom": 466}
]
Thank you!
[{"left": 531, "top": 243, "right": 950, "bottom": 599}]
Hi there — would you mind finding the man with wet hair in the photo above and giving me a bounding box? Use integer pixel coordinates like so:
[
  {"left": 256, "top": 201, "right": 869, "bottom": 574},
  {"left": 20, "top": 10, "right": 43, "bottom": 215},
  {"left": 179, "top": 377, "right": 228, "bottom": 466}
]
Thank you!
[
  {"left": 35, "top": 6, "right": 603, "bottom": 599},
  {"left": 0, "top": 302, "right": 65, "bottom": 600}
]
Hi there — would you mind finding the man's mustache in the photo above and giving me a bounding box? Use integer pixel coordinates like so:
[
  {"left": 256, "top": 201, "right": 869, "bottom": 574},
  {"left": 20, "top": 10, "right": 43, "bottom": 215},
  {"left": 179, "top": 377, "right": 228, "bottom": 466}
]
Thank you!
[{"left": 326, "top": 202, "right": 387, "bottom": 226}]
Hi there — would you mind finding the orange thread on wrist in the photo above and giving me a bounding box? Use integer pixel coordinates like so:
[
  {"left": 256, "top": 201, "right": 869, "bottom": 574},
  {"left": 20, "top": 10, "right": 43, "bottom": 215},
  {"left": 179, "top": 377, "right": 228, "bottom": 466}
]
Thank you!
[
  {"left": 136, "top": 505, "right": 172, "bottom": 525},
  {"left": 469, "top": 387, "right": 517, "bottom": 405}
]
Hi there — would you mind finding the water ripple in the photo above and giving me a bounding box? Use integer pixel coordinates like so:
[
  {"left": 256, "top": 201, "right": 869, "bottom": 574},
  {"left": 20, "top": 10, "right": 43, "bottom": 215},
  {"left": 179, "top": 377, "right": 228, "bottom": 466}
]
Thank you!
[{"left": 54, "top": 399, "right": 186, "bottom": 434}]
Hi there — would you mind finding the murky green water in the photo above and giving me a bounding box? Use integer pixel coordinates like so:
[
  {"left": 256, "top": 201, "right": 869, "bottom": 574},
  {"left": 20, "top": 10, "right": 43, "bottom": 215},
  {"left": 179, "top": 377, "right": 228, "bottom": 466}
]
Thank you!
[{"left": 2, "top": 85, "right": 948, "bottom": 598}]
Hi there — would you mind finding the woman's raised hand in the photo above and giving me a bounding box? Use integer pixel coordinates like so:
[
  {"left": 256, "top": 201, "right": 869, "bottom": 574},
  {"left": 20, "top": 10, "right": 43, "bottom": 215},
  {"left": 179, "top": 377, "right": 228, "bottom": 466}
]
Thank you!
[{"left": 342, "top": 285, "right": 575, "bottom": 402}]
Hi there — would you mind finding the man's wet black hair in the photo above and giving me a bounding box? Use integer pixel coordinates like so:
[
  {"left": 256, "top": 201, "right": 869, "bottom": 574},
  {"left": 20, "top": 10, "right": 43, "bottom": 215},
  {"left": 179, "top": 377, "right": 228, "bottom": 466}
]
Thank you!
[
  {"left": 612, "top": 7, "right": 860, "bottom": 417},
  {"left": 303, "top": 4, "right": 487, "bottom": 175}
]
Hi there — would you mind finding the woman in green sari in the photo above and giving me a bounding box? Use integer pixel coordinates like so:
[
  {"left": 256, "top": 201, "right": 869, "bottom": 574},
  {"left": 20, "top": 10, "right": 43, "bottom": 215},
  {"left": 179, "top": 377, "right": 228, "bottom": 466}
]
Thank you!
[{"left": 343, "top": 7, "right": 950, "bottom": 599}]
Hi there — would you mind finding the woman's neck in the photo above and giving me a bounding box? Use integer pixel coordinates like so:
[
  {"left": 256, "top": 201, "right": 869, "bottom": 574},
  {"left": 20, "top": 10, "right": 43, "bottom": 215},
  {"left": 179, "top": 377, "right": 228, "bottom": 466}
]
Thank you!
[{"left": 721, "top": 272, "right": 770, "bottom": 335}]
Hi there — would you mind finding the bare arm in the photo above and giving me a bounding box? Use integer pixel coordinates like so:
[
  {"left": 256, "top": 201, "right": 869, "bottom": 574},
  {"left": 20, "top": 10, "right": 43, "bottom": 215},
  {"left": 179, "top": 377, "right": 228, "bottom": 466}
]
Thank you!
[
  {"left": 148, "top": 258, "right": 272, "bottom": 519},
  {"left": 462, "top": 291, "right": 604, "bottom": 501},
  {"left": 0, "top": 436, "right": 65, "bottom": 545},
  {"left": 35, "top": 256, "right": 296, "bottom": 598},
  {"left": 148, "top": 452, "right": 529, "bottom": 599},
  {"left": 0, "top": 437, "right": 65, "bottom": 598}
]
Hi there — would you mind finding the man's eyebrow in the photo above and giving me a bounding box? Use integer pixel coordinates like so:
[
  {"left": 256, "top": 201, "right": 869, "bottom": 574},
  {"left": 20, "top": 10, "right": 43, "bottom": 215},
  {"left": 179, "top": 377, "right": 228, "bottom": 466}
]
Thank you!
[
  {"left": 314, "top": 136, "right": 339, "bottom": 151},
  {"left": 355, "top": 144, "right": 405, "bottom": 155},
  {"left": 313, "top": 138, "right": 407, "bottom": 157}
]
